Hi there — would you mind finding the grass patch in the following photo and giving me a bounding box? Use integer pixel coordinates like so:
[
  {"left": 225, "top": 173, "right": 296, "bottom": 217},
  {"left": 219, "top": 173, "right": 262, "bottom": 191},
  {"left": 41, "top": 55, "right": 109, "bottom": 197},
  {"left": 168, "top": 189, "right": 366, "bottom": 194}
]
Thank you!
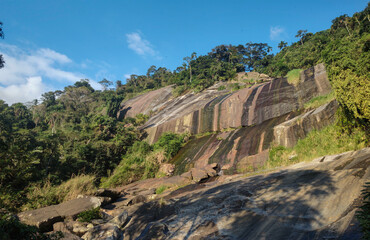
[
  {"left": 304, "top": 91, "right": 335, "bottom": 109},
  {"left": 23, "top": 174, "right": 97, "bottom": 211},
  {"left": 286, "top": 69, "right": 303, "bottom": 86},
  {"left": 155, "top": 185, "right": 169, "bottom": 195},
  {"left": 265, "top": 124, "right": 367, "bottom": 169}
]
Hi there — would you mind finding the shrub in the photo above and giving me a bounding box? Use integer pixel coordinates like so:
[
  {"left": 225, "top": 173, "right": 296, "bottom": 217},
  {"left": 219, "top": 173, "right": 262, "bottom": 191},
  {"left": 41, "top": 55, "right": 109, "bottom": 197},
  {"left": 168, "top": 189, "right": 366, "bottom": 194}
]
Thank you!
[
  {"left": 357, "top": 182, "right": 370, "bottom": 239},
  {"left": 217, "top": 85, "right": 226, "bottom": 91},
  {"left": 286, "top": 69, "right": 302, "bottom": 86},
  {"left": 0, "top": 210, "right": 62, "bottom": 240},
  {"left": 77, "top": 207, "right": 101, "bottom": 223}
]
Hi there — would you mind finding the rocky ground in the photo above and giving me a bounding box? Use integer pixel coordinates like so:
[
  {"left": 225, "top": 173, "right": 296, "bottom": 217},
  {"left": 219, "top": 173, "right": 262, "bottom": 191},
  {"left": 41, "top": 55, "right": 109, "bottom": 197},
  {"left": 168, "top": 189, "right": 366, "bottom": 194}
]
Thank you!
[{"left": 18, "top": 147, "right": 369, "bottom": 239}]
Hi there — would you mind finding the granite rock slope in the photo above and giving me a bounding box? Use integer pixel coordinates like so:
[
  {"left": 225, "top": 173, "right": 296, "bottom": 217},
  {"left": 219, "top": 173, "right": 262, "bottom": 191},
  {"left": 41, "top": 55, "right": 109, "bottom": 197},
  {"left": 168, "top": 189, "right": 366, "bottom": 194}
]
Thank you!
[
  {"left": 114, "top": 148, "right": 370, "bottom": 240},
  {"left": 143, "top": 63, "right": 331, "bottom": 144}
]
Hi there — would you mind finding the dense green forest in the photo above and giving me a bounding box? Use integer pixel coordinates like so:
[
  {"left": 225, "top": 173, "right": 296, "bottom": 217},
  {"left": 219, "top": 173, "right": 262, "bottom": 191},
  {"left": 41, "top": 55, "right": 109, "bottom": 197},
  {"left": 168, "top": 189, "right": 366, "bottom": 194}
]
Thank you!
[{"left": 0, "top": 4, "right": 369, "bottom": 212}]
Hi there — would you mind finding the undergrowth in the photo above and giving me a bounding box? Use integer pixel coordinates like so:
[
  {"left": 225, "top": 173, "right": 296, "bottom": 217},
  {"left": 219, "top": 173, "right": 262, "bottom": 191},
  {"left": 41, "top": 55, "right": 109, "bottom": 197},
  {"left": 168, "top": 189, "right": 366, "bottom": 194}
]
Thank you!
[
  {"left": 265, "top": 124, "right": 367, "bottom": 169},
  {"left": 304, "top": 91, "right": 335, "bottom": 109},
  {"left": 286, "top": 69, "right": 302, "bottom": 86}
]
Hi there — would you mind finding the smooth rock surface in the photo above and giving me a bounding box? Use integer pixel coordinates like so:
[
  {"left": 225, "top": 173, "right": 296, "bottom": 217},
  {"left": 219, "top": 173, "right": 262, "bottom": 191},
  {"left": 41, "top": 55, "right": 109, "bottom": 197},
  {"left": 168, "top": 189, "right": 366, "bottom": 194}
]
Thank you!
[
  {"left": 17, "top": 196, "right": 102, "bottom": 232},
  {"left": 120, "top": 148, "right": 369, "bottom": 239},
  {"left": 274, "top": 100, "right": 338, "bottom": 147}
]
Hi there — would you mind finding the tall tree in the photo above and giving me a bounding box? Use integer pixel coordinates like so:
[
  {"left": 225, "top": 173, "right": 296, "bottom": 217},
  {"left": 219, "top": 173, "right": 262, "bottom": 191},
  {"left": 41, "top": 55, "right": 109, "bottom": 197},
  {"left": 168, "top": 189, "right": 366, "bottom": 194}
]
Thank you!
[
  {"left": 278, "top": 41, "right": 288, "bottom": 50},
  {"left": 295, "top": 30, "right": 308, "bottom": 45},
  {"left": 183, "top": 52, "right": 197, "bottom": 83}
]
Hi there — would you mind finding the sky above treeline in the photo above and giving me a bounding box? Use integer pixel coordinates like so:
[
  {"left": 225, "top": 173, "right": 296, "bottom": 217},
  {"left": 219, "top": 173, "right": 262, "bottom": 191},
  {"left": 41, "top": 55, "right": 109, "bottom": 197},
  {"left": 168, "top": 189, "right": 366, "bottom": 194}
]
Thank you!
[{"left": 0, "top": 0, "right": 368, "bottom": 104}]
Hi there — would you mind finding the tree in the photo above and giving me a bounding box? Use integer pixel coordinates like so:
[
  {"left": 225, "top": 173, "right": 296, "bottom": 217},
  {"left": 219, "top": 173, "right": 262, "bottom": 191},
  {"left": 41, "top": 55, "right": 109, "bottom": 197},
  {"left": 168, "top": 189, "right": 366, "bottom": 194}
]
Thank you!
[
  {"left": 278, "top": 41, "right": 288, "bottom": 50},
  {"left": 98, "top": 79, "right": 113, "bottom": 91},
  {"left": 183, "top": 52, "right": 197, "bottom": 83},
  {"left": 295, "top": 30, "right": 308, "bottom": 45}
]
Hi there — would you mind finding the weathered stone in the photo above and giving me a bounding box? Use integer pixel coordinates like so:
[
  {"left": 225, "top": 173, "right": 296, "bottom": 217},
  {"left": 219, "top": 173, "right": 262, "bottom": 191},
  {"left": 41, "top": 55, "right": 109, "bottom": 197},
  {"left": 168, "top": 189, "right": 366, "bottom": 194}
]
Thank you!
[
  {"left": 204, "top": 165, "right": 218, "bottom": 177},
  {"left": 190, "top": 168, "right": 209, "bottom": 183},
  {"left": 95, "top": 188, "right": 121, "bottom": 201},
  {"left": 180, "top": 171, "right": 193, "bottom": 180},
  {"left": 274, "top": 100, "right": 338, "bottom": 147},
  {"left": 48, "top": 231, "right": 81, "bottom": 240},
  {"left": 158, "top": 163, "right": 175, "bottom": 176},
  {"left": 53, "top": 222, "right": 70, "bottom": 233},
  {"left": 82, "top": 223, "right": 122, "bottom": 240},
  {"left": 109, "top": 210, "right": 129, "bottom": 228},
  {"left": 72, "top": 222, "right": 90, "bottom": 237},
  {"left": 127, "top": 195, "right": 147, "bottom": 206},
  {"left": 17, "top": 196, "right": 102, "bottom": 232}
]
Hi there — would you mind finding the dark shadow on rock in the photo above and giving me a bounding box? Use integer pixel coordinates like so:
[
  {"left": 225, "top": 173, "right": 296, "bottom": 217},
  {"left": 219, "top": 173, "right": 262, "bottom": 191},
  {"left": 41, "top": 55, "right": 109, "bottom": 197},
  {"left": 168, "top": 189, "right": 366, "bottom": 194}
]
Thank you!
[{"left": 123, "top": 168, "right": 345, "bottom": 239}]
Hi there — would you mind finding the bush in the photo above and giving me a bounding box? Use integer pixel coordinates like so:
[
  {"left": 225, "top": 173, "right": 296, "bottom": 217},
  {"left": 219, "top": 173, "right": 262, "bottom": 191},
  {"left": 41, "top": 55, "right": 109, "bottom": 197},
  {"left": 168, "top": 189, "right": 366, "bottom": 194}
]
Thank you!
[
  {"left": 217, "top": 85, "right": 226, "bottom": 91},
  {"left": 357, "top": 182, "right": 370, "bottom": 239},
  {"left": 0, "top": 210, "right": 62, "bottom": 240},
  {"left": 77, "top": 207, "right": 101, "bottom": 223},
  {"left": 153, "top": 132, "right": 185, "bottom": 158},
  {"left": 286, "top": 69, "right": 302, "bottom": 86}
]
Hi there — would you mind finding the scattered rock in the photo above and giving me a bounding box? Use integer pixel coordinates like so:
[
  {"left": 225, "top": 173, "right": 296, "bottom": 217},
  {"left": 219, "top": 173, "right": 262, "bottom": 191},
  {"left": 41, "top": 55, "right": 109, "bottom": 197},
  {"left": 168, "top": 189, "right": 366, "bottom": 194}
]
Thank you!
[
  {"left": 190, "top": 168, "right": 209, "bottom": 182},
  {"left": 53, "top": 222, "right": 70, "bottom": 233},
  {"left": 95, "top": 188, "right": 121, "bottom": 201},
  {"left": 72, "top": 221, "right": 91, "bottom": 237},
  {"left": 82, "top": 223, "right": 122, "bottom": 240},
  {"left": 127, "top": 195, "right": 147, "bottom": 206}
]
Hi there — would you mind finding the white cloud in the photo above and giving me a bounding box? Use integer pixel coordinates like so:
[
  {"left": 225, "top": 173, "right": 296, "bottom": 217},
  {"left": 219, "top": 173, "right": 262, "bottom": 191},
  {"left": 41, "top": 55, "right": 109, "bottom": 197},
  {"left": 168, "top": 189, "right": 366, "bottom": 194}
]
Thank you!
[
  {"left": 0, "top": 76, "right": 45, "bottom": 104},
  {"left": 126, "top": 32, "right": 160, "bottom": 58},
  {"left": 0, "top": 43, "right": 84, "bottom": 104},
  {"left": 270, "top": 26, "right": 285, "bottom": 41}
]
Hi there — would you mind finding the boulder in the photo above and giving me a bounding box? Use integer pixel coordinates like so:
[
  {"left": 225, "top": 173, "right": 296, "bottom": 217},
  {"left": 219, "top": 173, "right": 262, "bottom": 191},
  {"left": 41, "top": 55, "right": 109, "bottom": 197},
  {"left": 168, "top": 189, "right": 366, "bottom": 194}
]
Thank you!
[
  {"left": 82, "top": 223, "right": 122, "bottom": 240},
  {"left": 53, "top": 222, "right": 70, "bottom": 233},
  {"left": 190, "top": 168, "right": 209, "bottom": 183},
  {"left": 127, "top": 195, "right": 147, "bottom": 206},
  {"left": 94, "top": 189, "right": 121, "bottom": 201},
  {"left": 17, "top": 196, "right": 103, "bottom": 232}
]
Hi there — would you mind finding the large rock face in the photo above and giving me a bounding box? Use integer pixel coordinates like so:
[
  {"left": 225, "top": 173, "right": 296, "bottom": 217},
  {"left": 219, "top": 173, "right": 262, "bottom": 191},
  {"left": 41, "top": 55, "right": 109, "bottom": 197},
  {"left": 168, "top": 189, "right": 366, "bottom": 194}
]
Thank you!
[
  {"left": 274, "top": 100, "right": 338, "bottom": 148},
  {"left": 142, "top": 63, "right": 331, "bottom": 143},
  {"left": 120, "top": 148, "right": 370, "bottom": 240}
]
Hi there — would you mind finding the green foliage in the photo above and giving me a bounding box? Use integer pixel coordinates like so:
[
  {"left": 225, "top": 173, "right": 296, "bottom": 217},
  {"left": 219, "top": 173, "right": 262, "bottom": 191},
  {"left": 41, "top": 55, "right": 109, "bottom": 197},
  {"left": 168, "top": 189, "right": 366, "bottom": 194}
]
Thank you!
[
  {"left": 0, "top": 210, "right": 62, "bottom": 240},
  {"left": 304, "top": 92, "right": 335, "bottom": 109},
  {"left": 101, "top": 132, "right": 185, "bottom": 188},
  {"left": 286, "top": 69, "right": 302, "bottom": 86},
  {"left": 77, "top": 207, "right": 101, "bottom": 223},
  {"left": 357, "top": 182, "right": 370, "bottom": 239},
  {"left": 153, "top": 132, "right": 185, "bottom": 158},
  {"left": 155, "top": 185, "right": 169, "bottom": 195},
  {"left": 256, "top": 4, "right": 370, "bottom": 135},
  {"left": 266, "top": 124, "right": 367, "bottom": 169},
  {"left": 217, "top": 85, "right": 226, "bottom": 91}
]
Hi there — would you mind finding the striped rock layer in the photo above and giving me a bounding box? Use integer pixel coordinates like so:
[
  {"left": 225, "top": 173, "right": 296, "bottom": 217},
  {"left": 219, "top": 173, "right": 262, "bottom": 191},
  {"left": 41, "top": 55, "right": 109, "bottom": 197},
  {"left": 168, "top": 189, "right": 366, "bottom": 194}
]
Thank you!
[{"left": 143, "top": 63, "right": 331, "bottom": 144}]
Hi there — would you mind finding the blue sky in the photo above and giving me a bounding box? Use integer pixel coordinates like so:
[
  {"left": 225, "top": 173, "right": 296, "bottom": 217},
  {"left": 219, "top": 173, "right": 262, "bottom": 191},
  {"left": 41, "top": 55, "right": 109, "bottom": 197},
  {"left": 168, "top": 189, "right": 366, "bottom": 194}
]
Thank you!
[{"left": 0, "top": 0, "right": 368, "bottom": 104}]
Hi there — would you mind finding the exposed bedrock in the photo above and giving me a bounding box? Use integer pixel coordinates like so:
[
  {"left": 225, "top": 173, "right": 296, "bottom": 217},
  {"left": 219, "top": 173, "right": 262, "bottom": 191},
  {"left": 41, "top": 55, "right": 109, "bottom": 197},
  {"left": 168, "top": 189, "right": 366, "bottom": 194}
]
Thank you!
[
  {"left": 274, "top": 100, "right": 338, "bottom": 148},
  {"left": 142, "top": 63, "right": 331, "bottom": 144},
  {"left": 121, "top": 148, "right": 370, "bottom": 240},
  {"left": 169, "top": 100, "right": 338, "bottom": 175}
]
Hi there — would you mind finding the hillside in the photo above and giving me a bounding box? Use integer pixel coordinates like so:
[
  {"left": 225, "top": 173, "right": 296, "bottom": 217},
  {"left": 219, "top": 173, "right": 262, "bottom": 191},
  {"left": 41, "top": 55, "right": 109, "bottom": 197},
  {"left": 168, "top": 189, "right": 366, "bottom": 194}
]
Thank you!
[{"left": 0, "top": 4, "right": 369, "bottom": 240}]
